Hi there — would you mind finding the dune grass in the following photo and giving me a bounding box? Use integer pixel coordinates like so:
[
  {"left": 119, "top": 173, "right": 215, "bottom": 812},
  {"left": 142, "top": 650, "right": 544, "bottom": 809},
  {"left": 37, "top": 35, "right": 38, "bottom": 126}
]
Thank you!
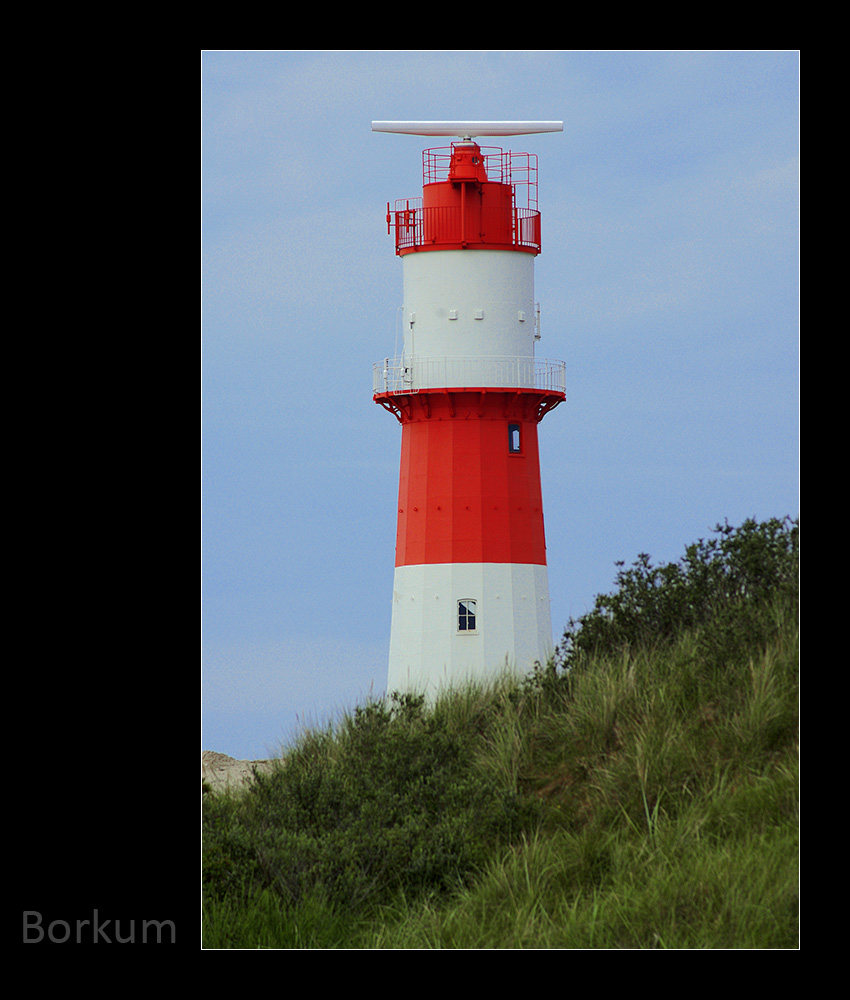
[{"left": 202, "top": 518, "right": 798, "bottom": 949}]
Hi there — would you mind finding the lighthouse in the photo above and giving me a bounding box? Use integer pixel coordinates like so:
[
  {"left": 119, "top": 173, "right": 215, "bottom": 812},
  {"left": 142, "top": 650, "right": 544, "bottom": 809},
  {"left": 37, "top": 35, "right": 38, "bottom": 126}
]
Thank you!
[{"left": 371, "top": 121, "right": 565, "bottom": 698}]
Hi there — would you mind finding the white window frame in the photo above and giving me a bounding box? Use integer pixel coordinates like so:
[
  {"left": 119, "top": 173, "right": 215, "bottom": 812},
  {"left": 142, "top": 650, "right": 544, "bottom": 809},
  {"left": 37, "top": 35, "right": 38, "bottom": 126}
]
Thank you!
[{"left": 457, "top": 599, "right": 478, "bottom": 634}]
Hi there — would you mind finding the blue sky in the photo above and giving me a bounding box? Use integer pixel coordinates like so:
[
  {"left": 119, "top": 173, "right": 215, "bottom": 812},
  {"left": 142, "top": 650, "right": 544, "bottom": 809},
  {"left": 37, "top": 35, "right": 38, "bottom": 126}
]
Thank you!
[{"left": 202, "top": 50, "right": 799, "bottom": 760}]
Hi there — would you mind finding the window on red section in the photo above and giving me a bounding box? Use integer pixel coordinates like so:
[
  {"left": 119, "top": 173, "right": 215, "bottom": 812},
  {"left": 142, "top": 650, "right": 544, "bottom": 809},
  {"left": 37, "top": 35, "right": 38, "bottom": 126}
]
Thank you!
[{"left": 508, "top": 423, "right": 522, "bottom": 453}]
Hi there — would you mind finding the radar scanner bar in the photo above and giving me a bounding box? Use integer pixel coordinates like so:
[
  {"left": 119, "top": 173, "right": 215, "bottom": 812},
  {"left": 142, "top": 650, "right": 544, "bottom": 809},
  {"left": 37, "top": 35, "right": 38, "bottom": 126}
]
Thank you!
[{"left": 371, "top": 121, "right": 563, "bottom": 138}]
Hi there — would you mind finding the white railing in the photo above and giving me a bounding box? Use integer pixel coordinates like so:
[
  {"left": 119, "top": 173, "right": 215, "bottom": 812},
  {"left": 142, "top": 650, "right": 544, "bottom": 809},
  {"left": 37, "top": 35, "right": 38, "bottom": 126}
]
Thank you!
[{"left": 373, "top": 356, "right": 566, "bottom": 395}]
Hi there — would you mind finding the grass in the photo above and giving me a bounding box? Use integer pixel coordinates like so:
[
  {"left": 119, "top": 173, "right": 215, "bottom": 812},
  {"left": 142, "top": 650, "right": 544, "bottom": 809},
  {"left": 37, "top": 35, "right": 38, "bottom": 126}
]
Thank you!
[
  {"left": 203, "top": 619, "right": 797, "bottom": 948},
  {"left": 202, "top": 520, "right": 798, "bottom": 948}
]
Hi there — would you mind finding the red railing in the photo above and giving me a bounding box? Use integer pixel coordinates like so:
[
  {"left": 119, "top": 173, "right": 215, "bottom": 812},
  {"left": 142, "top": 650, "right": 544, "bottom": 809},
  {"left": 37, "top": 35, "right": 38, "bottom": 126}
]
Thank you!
[
  {"left": 422, "top": 146, "right": 538, "bottom": 212},
  {"left": 388, "top": 199, "right": 541, "bottom": 253}
]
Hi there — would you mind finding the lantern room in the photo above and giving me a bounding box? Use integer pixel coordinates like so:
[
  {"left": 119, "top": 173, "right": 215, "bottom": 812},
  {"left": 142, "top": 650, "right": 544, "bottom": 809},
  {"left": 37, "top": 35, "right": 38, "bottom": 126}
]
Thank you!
[{"left": 387, "top": 141, "right": 541, "bottom": 255}]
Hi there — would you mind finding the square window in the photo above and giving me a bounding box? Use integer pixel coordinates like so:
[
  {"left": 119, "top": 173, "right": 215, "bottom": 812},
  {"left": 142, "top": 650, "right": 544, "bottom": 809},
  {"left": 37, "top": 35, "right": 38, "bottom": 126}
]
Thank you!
[{"left": 458, "top": 599, "right": 477, "bottom": 632}]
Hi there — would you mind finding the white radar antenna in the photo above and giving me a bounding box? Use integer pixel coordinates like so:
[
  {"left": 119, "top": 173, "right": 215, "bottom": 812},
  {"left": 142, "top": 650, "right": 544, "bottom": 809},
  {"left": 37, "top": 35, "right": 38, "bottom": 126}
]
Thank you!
[{"left": 371, "top": 121, "right": 563, "bottom": 139}]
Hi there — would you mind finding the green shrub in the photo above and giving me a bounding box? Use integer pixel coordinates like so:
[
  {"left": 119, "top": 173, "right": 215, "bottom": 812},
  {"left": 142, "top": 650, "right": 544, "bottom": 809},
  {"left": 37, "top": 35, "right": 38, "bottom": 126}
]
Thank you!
[
  {"left": 555, "top": 516, "right": 798, "bottom": 672},
  {"left": 202, "top": 793, "right": 264, "bottom": 901},
  {"left": 202, "top": 693, "right": 532, "bottom": 914}
]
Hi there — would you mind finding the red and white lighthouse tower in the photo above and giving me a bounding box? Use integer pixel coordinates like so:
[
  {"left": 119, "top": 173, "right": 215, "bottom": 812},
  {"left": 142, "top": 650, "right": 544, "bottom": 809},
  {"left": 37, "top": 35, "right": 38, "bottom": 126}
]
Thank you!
[{"left": 372, "top": 121, "right": 565, "bottom": 697}]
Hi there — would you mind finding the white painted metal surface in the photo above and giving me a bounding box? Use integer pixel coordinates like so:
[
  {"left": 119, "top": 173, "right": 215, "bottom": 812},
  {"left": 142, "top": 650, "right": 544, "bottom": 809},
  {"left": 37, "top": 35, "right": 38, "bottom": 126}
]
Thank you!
[
  {"left": 387, "top": 562, "right": 554, "bottom": 697},
  {"left": 403, "top": 249, "right": 536, "bottom": 360},
  {"left": 372, "top": 121, "right": 564, "bottom": 138}
]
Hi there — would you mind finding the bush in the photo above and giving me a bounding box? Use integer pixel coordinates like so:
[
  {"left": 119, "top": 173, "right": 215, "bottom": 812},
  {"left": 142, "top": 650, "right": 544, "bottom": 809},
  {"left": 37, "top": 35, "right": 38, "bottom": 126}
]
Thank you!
[
  {"left": 555, "top": 517, "right": 798, "bottom": 672},
  {"left": 202, "top": 693, "right": 532, "bottom": 914},
  {"left": 203, "top": 515, "right": 799, "bottom": 947}
]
